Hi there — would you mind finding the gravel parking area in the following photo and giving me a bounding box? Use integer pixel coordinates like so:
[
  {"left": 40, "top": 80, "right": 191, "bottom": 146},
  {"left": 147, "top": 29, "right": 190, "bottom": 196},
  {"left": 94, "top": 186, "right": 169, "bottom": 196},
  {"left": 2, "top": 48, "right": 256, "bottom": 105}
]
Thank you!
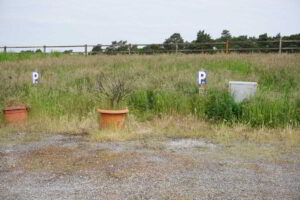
[{"left": 0, "top": 134, "right": 299, "bottom": 200}]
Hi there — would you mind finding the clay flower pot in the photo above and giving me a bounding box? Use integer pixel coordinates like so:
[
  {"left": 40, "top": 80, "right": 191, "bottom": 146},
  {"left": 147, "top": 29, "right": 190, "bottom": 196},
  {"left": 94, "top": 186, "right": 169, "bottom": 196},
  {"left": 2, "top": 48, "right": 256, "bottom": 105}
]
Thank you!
[
  {"left": 96, "top": 109, "right": 129, "bottom": 129},
  {"left": 3, "top": 106, "right": 28, "bottom": 123}
]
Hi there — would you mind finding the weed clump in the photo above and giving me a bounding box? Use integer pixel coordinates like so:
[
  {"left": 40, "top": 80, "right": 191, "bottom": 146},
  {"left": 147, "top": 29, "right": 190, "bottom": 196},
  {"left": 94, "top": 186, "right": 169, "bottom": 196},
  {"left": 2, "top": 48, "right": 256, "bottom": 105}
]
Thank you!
[{"left": 204, "top": 89, "right": 242, "bottom": 123}]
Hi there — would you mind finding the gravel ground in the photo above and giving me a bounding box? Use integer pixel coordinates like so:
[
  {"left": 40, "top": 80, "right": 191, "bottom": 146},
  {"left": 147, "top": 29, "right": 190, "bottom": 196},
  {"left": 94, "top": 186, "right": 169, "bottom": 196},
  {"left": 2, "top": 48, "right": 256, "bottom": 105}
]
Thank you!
[{"left": 0, "top": 134, "right": 299, "bottom": 200}]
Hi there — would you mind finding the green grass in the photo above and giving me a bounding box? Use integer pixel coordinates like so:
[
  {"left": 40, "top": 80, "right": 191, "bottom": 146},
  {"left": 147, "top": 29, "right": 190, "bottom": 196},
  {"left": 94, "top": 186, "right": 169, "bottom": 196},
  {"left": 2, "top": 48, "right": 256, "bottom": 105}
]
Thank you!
[
  {"left": 260, "top": 68, "right": 297, "bottom": 92},
  {"left": 0, "top": 52, "right": 62, "bottom": 62},
  {"left": 0, "top": 53, "right": 299, "bottom": 134}
]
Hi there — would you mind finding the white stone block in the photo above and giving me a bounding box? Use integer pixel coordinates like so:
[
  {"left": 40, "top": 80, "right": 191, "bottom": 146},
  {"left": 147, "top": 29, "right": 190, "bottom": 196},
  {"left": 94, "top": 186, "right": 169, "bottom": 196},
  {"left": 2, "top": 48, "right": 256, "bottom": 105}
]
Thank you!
[{"left": 229, "top": 81, "right": 257, "bottom": 102}]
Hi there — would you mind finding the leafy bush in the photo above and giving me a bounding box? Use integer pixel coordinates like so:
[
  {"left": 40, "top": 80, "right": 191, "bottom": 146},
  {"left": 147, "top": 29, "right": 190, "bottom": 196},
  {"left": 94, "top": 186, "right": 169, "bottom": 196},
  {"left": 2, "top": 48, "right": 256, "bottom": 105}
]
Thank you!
[{"left": 204, "top": 89, "right": 242, "bottom": 123}]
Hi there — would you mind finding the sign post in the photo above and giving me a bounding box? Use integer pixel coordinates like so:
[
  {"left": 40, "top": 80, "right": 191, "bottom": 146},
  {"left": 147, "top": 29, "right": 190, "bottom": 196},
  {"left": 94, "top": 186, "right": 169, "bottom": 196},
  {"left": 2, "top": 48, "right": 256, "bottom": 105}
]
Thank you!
[
  {"left": 32, "top": 72, "right": 40, "bottom": 84},
  {"left": 197, "top": 70, "right": 207, "bottom": 94}
]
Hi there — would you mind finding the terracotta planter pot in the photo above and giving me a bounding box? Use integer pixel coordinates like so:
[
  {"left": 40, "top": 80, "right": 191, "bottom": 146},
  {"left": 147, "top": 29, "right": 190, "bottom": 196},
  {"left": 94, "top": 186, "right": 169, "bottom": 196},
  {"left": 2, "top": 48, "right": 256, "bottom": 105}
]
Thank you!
[
  {"left": 96, "top": 109, "right": 129, "bottom": 129},
  {"left": 3, "top": 106, "right": 28, "bottom": 123}
]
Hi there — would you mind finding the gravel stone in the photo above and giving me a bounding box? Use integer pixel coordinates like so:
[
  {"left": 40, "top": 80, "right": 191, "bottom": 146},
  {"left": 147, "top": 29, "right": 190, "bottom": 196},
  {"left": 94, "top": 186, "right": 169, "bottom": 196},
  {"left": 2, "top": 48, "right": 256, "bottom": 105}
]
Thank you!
[{"left": 0, "top": 134, "right": 299, "bottom": 200}]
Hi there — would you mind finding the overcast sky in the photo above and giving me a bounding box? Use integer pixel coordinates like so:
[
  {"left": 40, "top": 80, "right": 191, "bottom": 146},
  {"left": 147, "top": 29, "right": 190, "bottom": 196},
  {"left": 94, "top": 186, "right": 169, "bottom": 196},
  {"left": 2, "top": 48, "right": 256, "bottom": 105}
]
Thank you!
[{"left": 0, "top": 0, "right": 300, "bottom": 46}]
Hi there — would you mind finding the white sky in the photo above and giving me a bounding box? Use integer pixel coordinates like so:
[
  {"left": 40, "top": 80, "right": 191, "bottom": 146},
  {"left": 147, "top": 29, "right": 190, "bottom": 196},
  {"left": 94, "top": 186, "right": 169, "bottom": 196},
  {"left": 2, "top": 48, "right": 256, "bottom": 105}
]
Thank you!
[{"left": 0, "top": 0, "right": 300, "bottom": 46}]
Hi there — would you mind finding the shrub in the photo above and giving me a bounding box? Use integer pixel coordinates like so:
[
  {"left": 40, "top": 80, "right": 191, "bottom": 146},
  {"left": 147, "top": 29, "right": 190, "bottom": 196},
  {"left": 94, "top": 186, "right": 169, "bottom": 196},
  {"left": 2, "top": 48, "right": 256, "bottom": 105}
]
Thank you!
[
  {"left": 204, "top": 89, "right": 242, "bottom": 123},
  {"left": 94, "top": 71, "right": 135, "bottom": 109}
]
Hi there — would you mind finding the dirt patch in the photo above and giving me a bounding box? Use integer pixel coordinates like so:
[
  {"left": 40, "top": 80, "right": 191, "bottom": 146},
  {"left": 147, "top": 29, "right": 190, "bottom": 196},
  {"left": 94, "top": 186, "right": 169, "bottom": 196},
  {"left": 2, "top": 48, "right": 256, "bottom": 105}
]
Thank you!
[{"left": 0, "top": 133, "right": 300, "bottom": 200}]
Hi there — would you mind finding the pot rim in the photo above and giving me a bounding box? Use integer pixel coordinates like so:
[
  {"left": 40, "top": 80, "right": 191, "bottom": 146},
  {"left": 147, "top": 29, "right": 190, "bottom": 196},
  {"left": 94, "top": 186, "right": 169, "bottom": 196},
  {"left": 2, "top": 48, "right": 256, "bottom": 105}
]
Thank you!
[
  {"left": 96, "top": 109, "right": 129, "bottom": 114},
  {"left": 3, "top": 106, "right": 28, "bottom": 111}
]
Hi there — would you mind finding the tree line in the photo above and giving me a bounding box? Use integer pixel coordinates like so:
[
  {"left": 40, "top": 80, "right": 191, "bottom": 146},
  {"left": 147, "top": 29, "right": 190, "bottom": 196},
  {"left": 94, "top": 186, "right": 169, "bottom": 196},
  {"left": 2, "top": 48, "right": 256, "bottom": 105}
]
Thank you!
[{"left": 91, "top": 30, "right": 300, "bottom": 54}]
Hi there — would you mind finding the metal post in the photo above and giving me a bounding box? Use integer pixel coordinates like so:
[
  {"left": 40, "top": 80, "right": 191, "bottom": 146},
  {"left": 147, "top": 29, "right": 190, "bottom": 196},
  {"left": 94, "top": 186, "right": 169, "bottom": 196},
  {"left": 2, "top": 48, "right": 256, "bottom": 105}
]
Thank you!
[
  {"left": 43, "top": 45, "right": 46, "bottom": 54},
  {"left": 279, "top": 37, "right": 282, "bottom": 54},
  {"left": 84, "top": 44, "right": 88, "bottom": 56},
  {"left": 4, "top": 46, "right": 7, "bottom": 53}
]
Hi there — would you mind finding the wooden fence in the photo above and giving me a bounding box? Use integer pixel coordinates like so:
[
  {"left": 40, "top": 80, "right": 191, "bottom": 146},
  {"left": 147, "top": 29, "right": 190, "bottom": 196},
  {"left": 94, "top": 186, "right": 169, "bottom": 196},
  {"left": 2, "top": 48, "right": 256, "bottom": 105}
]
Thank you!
[{"left": 1, "top": 39, "right": 300, "bottom": 55}]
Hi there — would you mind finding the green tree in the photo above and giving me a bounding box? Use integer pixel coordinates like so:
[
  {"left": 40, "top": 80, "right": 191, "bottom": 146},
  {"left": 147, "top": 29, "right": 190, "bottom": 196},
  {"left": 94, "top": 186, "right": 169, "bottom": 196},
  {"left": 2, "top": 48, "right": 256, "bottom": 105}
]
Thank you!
[
  {"left": 258, "top": 33, "right": 269, "bottom": 41},
  {"left": 142, "top": 44, "right": 164, "bottom": 54},
  {"left": 35, "top": 49, "right": 42, "bottom": 53},
  {"left": 258, "top": 33, "right": 271, "bottom": 52},
  {"left": 164, "top": 33, "right": 184, "bottom": 50},
  {"left": 163, "top": 33, "right": 184, "bottom": 51},
  {"left": 194, "top": 30, "right": 213, "bottom": 51},
  {"left": 105, "top": 41, "right": 128, "bottom": 54},
  {"left": 63, "top": 49, "right": 73, "bottom": 54},
  {"left": 274, "top": 33, "right": 281, "bottom": 39},
  {"left": 104, "top": 41, "right": 137, "bottom": 54},
  {"left": 282, "top": 33, "right": 300, "bottom": 52},
  {"left": 91, "top": 44, "right": 102, "bottom": 55},
  {"left": 164, "top": 33, "right": 184, "bottom": 44},
  {"left": 220, "top": 29, "right": 232, "bottom": 41},
  {"left": 231, "top": 35, "right": 252, "bottom": 50},
  {"left": 196, "top": 30, "right": 212, "bottom": 43}
]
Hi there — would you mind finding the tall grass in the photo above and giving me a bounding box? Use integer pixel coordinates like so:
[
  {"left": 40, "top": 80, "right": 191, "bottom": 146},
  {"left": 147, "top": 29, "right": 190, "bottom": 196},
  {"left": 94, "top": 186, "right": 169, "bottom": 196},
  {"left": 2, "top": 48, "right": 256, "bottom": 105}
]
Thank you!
[
  {"left": 0, "top": 53, "right": 299, "bottom": 130},
  {"left": 128, "top": 88, "right": 299, "bottom": 127},
  {"left": 241, "top": 95, "right": 299, "bottom": 127},
  {"left": 0, "top": 52, "right": 62, "bottom": 62}
]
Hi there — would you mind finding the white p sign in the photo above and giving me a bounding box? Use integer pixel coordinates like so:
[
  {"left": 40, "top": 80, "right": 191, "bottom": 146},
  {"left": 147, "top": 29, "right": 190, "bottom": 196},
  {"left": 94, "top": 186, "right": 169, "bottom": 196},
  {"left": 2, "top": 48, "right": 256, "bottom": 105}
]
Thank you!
[
  {"left": 32, "top": 72, "right": 39, "bottom": 84},
  {"left": 197, "top": 70, "right": 207, "bottom": 85}
]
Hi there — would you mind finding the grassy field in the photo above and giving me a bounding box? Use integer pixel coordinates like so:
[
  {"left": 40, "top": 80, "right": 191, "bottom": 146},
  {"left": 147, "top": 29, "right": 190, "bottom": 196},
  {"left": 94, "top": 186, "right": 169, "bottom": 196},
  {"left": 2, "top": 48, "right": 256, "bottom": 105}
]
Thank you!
[
  {"left": 0, "top": 51, "right": 63, "bottom": 62},
  {"left": 0, "top": 53, "right": 299, "bottom": 145}
]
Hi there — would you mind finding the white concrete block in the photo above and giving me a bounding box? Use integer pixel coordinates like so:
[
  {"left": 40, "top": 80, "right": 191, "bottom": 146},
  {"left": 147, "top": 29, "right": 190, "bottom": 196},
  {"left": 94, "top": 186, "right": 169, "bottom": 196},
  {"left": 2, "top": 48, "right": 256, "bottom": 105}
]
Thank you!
[{"left": 229, "top": 81, "right": 257, "bottom": 102}]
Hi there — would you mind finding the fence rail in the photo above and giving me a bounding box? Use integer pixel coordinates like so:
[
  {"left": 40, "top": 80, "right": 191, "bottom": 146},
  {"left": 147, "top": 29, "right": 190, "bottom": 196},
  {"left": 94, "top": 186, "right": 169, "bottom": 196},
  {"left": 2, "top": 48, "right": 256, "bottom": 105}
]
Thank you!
[{"left": 1, "top": 40, "right": 300, "bottom": 55}]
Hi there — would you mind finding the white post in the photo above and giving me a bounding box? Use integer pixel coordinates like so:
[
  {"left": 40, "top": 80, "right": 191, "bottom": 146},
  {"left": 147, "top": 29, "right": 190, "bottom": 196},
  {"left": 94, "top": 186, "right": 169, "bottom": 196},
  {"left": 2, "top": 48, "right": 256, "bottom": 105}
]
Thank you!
[
  {"left": 197, "top": 70, "right": 207, "bottom": 95},
  {"left": 279, "top": 37, "right": 282, "bottom": 54}
]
